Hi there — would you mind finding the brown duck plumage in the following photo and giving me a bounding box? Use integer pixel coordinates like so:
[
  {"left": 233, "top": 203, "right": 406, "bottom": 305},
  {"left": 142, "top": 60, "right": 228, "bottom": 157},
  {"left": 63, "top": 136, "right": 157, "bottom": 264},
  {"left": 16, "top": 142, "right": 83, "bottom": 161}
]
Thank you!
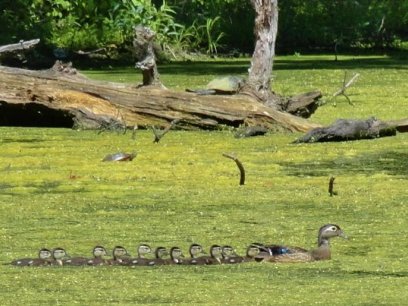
[{"left": 256, "top": 224, "right": 347, "bottom": 263}]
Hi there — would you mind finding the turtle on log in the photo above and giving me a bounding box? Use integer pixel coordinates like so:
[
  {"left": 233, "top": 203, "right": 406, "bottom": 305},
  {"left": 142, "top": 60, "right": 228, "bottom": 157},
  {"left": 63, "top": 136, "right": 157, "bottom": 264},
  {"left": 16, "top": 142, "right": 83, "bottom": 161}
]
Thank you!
[{"left": 186, "top": 76, "right": 245, "bottom": 95}]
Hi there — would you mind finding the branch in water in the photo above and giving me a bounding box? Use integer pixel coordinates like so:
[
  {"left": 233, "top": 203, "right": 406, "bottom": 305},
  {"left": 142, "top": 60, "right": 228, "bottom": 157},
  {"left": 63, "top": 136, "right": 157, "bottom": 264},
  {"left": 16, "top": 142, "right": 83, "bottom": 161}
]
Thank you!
[{"left": 222, "top": 153, "right": 245, "bottom": 185}]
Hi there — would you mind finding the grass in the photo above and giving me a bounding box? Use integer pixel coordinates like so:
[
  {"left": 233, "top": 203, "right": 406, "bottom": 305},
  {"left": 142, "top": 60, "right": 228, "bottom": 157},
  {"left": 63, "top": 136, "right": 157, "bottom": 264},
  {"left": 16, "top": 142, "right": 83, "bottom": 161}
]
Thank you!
[{"left": 1, "top": 54, "right": 408, "bottom": 305}]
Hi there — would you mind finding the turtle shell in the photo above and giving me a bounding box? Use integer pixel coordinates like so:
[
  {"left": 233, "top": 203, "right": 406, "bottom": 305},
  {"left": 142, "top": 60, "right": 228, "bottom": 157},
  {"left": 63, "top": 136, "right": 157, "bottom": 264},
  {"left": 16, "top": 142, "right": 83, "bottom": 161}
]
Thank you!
[
  {"left": 102, "top": 152, "right": 136, "bottom": 162},
  {"left": 205, "top": 76, "right": 245, "bottom": 93}
]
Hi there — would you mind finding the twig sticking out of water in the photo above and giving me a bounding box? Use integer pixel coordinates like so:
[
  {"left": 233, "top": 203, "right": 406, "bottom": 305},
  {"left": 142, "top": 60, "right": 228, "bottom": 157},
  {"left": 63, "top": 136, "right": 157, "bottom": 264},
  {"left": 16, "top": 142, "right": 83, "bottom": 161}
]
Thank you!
[
  {"left": 329, "top": 176, "right": 338, "bottom": 196},
  {"left": 222, "top": 153, "right": 245, "bottom": 185},
  {"left": 152, "top": 119, "right": 180, "bottom": 143},
  {"left": 330, "top": 72, "right": 360, "bottom": 106}
]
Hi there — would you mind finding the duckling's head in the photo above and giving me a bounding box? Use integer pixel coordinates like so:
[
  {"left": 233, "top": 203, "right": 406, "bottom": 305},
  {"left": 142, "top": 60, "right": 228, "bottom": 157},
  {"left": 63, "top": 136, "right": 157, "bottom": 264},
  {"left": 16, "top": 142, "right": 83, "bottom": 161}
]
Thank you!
[
  {"left": 93, "top": 246, "right": 107, "bottom": 257},
  {"left": 221, "top": 245, "right": 237, "bottom": 258},
  {"left": 170, "top": 247, "right": 184, "bottom": 261},
  {"left": 137, "top": 244, "right": 152, "bottom": 258},
  {"left": 38, "top": 248, "right": 52, "bottom": 260},
  {"left": 209, "top": 245, "right": 223, "bottom": 259},
  {"left": 189, "top": 244, "right": 205, "bottom": 258},
  {"left": 52, "top": 248, "right": 68, "bottom": 260},
  {"left": 246, "top": 245, "right": 261, "bottom": 258},
  {"left": 154, "top": 247, "right": 168, "bottom": 259},
  {"left": 112, "top": 246, "right": 129, "bottom": 259},
  {"left": 318, "top": 224, "right": 347, "bottom": 246}
]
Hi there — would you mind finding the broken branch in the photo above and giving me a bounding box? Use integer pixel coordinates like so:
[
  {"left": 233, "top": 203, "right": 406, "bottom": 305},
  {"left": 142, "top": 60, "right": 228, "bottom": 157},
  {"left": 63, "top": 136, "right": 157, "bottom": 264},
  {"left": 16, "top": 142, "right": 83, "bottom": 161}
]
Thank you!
[
  {"left": 222, "top": 153, "right": 246, "bottom": 185},
  {"left": 152, "top": 119, "right": 180, "bottom": 143},
  {"left": 330, "top": 72, "right": 360, "bottom": 105}
]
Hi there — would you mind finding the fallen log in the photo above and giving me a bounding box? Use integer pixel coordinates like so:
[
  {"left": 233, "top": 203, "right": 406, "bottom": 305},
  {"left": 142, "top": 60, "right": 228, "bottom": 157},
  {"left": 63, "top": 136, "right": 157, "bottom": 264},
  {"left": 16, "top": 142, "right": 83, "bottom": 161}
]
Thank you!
[
  {"left": 293, "top": 117, "right": 406, "bottom": 143},
  {"left": 0, "top": 62, "right": 321, "bottom": 132}
]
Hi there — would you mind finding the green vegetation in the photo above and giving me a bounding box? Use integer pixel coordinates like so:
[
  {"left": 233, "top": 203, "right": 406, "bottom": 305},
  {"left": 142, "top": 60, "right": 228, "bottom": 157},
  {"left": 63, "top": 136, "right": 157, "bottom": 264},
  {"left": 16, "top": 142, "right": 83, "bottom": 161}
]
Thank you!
[
  {"left": 1, "top": 1, "right": 407, "bottom": 56},
  {"left": 1, "top": 55, "right": 408, "bottom": 305}
]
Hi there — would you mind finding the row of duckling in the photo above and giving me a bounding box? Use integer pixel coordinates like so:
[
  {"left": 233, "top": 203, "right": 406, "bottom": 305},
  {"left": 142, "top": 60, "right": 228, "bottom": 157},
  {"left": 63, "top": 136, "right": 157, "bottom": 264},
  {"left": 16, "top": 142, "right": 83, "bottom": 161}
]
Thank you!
[
  {"left": 11, "top": 243, "right": 263, "bottom": 267},
  {"left": 10, "top": 224, "right": 347, "bottom": 266}
]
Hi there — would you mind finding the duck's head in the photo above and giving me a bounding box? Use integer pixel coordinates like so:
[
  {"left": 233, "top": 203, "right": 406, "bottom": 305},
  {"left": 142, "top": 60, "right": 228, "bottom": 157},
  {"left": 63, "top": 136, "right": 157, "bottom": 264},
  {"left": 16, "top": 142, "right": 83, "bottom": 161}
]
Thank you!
[
  {"left": 154, "top": 246, "right": 168, "bottom": 259},
  {"left": 93, "top": 246, "right": 108, "bottom": 258},
  {"left": 221, "top": 245, "right": 238, "bottom": 258},
  {"left": 52, "top": 248, "right": 69, "bottom": 265},
  {"left": 112, "top": 246, "right": 129, "bottom": 259},
  {"left": 189, "top": 243, "right": 205, "bottom": 258},
  {"left": 318, "top": 224, "right": 347, "bottom": 246},
  {"left": 137, "top": 244, "right": 152, "bottom": 258},
  {"left": 246, "top": 245, "right": 261, "bottom": 258},
  {"left": 38, "top": 248, "right": 52, "bottom": 260},
  {"left": 170, "top": 247, "right": 184, "bottom": 262},
  {"left": 209, "top": 245, "right": 223, "bottom": 260}
]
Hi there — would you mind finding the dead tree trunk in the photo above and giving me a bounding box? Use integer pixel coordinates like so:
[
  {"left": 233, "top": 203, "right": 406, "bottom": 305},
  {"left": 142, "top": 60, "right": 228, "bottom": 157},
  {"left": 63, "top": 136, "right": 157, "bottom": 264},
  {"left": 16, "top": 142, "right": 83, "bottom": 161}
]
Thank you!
[
  {"left": 245, "top": 0, "right": 279, "bottom": 106},
  {"left": 0, "top": 64, "right": 321, "bottom": 131},
  {"left": 133, "top": 25, "right": 161, "bottom": 86}
]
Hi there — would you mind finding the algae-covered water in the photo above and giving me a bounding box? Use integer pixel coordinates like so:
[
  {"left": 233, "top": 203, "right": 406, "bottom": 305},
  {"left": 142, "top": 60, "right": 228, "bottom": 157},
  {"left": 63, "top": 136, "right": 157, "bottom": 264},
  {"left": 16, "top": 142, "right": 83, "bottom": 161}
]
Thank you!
[{"left": 0, "top": 55, "right": 407, "bottom": 305}]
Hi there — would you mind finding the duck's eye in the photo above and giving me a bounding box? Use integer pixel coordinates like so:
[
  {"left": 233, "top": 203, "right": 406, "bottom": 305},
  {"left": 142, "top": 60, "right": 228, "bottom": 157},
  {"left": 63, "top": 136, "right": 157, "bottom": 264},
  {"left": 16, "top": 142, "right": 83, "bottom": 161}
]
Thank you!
[{"left": 331, "top": 226, "right": 337, "bottom": 231}]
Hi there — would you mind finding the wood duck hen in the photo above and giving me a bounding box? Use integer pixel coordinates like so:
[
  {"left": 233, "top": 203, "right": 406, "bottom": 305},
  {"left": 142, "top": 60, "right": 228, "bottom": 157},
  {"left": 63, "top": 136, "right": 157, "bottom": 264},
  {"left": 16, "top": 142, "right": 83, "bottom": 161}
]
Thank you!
[{"left": 256, "top": 224, "right": 347, "bottom": 263}]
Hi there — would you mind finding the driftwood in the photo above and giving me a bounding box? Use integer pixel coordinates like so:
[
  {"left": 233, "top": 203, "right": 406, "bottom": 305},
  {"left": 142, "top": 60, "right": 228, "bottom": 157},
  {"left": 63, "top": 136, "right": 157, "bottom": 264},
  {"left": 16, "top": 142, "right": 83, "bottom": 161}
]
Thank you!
[
  {"left": 222, "top": 153, "right": 246, "bottom": 185},
  {"left": 0, "top": 62, "right": 321, "bottom": 131},
  {"left": 294, "top": 117, "right": 400, "bottom": 143}
]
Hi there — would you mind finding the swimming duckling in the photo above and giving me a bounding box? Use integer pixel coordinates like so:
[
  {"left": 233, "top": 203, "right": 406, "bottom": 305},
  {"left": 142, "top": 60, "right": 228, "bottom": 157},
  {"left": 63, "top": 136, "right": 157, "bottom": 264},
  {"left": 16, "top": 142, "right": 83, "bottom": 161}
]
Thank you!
[
  {"left": 203, "top": 245, "right": 223, "bottom": 265},
  {"left": 51, "top": 247, "right": 69, "bottom": 266},
  {"left": 256, "top": 224, "right": 347, "bottom": 263},
  {"left": 185, "top": 243, "right": 206, "bottom": 265},
  {"left": 87, "top": 246, "right": 109, "bottom": 266},
  {"left": 11, "top": 248, "right": 52, "bottom": 267},
  {"left": 165, "top": 247, "right": 185, "bottom": 265},
  {"left": 221, "top": 245, "right": 244, "bottom": 264},
  {"left": 242, "top": 244, "right": 262, "bottom": 262},
  {"left": 150, "top": 246, "right": 169, "bottom": 266},
  {"left": 108, "top": 246, "right": 131, "bottom": 265},
  {"left": 122, "top": 244, "right": 153, "bottom": 266}
]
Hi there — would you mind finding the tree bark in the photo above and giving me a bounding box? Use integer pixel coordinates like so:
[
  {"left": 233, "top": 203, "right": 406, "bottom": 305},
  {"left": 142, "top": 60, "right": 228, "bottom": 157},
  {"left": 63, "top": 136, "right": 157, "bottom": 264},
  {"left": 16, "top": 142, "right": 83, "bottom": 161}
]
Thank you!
[{"left": 245, "top": 0, "right": 279, "bottom": 106}]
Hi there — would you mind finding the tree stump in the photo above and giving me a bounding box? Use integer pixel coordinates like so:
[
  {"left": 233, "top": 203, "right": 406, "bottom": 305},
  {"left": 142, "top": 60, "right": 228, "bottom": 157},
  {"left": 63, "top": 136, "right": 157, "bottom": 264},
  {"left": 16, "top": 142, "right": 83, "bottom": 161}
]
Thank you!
[{"left": 133, "top": 25, "right": 161, "bottom": 87}]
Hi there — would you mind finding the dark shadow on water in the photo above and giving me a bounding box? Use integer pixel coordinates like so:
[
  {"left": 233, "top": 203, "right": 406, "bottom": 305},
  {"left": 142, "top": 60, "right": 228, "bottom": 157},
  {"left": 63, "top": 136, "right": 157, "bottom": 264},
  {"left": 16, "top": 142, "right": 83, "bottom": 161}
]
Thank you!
[
  {"left": 82, "top": 56, "right": 407, "bottom": 77},
  {"left": 279, "top": 151, "right": 408, "bottom": 177},
  {"left": 348, "top": 270, "right": 408, "bottom": 278}
]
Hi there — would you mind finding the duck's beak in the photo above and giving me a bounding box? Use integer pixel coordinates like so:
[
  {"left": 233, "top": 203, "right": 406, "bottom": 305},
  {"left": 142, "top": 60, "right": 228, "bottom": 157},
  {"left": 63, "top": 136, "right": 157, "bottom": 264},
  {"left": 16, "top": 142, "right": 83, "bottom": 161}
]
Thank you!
[{"left": 339, "top": 230, "right": 348, "bottom": 239}]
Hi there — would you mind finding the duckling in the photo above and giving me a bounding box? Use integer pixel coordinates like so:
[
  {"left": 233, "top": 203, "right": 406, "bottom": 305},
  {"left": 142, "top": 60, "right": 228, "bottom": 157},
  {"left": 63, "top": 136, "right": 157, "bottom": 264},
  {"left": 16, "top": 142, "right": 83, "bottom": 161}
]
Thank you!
[
  {"left": 123, "top": 244, "right": 153, "bottom": 266},
  {"left": 165, "top": 246, "right": 185, "bottom": 265},
  {"left": 150, "top": 246, "right": 169, "bottom": 266},
  {"left": 185, "top": 243, "right": 207, "bottom": 265},
  {"left": 242, "top": 244, "right": 264, "bottom": 262},
  {"left": 256, "top": 224, "right": 347, "bottom": 263},
  {"left": 203, "top": 244, "right": 223, "bottom": 265},
  {"left": 108, "top": 246, "right": 131, "bottom": 265},
  {"left": 221, "top": 245, "right": 244, "bottom": 264},
  {"left": 87, "top": 246, "right": 109, "bottom": 266},
  {"left": 64, "top": 249, "right": 90, "bottom": 266},
  {"left": 51, "top": 247, "right": 69, "bottom": 266},
  {"left": 11, "top": 248, "right": 52, "bottom": 267}
]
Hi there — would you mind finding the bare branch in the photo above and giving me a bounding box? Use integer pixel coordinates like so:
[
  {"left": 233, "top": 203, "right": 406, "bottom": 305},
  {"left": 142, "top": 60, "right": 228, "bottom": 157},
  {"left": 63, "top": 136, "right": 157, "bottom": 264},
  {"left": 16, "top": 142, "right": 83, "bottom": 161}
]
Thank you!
[
  {"left": 222, "top": 153, "right": 245, "bottom": 185},
  {"left": 330, "top": 72, "right": 360, "bottom": 105},
  {"left": 328, "top": 176, "right": 337, "bottom": 196},
  {"left": 153, "top": 119, "right": 180, "bottom": 143},
  {"left": 0, "top": 39, "right": 40, "bottom": 55}
]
